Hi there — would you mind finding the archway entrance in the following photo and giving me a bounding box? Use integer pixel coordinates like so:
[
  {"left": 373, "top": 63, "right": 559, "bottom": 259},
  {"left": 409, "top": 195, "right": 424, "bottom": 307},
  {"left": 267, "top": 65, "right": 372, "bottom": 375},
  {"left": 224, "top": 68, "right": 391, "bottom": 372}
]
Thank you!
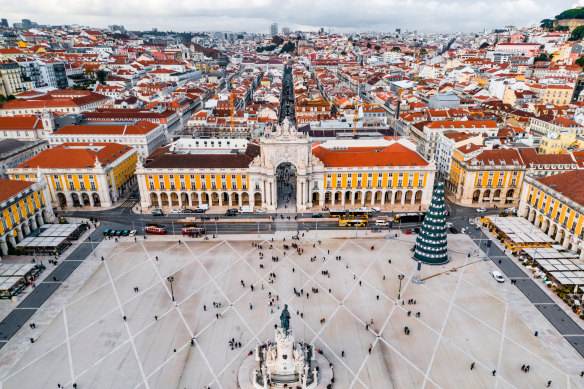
[{"left": 276, "top": 162, "right": 297, "bottom": 210}]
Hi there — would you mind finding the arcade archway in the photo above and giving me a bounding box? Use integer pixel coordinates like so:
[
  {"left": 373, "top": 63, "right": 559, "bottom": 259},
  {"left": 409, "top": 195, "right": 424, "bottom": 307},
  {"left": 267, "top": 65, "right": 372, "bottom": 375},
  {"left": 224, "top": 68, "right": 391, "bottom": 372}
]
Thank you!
[{"left": 276, "top": 162, "right": 297, "bottom": 209}]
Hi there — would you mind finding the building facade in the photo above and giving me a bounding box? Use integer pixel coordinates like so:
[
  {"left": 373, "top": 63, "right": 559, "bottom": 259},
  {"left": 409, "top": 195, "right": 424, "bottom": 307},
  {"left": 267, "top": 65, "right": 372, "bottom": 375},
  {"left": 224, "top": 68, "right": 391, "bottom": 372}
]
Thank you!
[
  {"left": 518, "top": 170, "right": 584, "bottom": 261},
  {"left": 0, "top": 178, "right": 53, "bottom": 256},
  {"left": 8, "top": 143, "right": 138, "bottom": 208},
  {"left": 137, "top": 120, "right": 436, "bottom": 212}
]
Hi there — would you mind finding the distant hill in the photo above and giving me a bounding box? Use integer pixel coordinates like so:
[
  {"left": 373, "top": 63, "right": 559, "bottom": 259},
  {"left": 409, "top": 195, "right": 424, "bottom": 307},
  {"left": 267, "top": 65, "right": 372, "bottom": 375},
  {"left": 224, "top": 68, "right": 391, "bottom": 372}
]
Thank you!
[
  {"left": 556, "top": 8, "right": 584, "bottom": 20},
  {"left": 541, "top": 8, "right": 584, "bottom": 31}
]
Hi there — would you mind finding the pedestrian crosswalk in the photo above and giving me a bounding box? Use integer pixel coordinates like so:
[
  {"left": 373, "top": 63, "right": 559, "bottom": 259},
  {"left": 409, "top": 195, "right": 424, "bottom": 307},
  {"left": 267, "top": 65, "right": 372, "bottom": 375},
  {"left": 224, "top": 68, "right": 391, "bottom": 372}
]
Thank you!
[{"left": 118, "top": 200, "right": 136, "bottom": 208}]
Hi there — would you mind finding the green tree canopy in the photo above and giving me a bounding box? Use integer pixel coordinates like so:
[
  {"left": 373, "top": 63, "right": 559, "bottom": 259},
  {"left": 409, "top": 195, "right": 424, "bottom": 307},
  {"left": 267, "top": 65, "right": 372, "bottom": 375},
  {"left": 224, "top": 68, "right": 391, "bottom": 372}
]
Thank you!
[
  {"left": 570, "top": 25, "right": 584, "bottom": 41},
  {"left": 576, "top": 56, "right": 584, "bottom": 68},
  {"left": 280, "top": 41, "right": 295, "bottom": 53}
]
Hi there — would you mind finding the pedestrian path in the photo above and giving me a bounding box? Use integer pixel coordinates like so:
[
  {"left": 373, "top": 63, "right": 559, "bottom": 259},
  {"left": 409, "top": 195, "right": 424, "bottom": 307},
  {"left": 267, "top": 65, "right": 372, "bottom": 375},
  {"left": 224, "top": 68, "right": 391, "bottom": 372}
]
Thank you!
[
  {"left": 467, "top": 222, "right": 584, "bottom": 358},
  {"left": 0, "top": 222, "right": 117, "bottom": 350}
]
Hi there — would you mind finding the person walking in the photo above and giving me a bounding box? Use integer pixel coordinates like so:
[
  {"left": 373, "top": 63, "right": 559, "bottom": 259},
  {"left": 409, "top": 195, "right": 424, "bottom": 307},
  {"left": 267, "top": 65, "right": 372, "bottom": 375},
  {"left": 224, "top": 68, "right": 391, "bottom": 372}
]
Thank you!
[{"left": 470, "top": 362, "right": 475, "bottom": 370}]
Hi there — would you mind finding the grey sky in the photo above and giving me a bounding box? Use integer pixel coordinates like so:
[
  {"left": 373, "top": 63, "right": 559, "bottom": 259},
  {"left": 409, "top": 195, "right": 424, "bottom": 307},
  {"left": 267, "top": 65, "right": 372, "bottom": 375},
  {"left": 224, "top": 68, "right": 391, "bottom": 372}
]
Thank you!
[{"left": 1, "top": 0, "right": 580, "bottom": 33}]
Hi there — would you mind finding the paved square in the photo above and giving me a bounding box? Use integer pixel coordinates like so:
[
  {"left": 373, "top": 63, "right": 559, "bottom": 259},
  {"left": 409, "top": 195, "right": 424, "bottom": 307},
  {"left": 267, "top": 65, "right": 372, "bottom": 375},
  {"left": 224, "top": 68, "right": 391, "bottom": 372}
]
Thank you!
[{"left": 1, "top": 233, "right": 583, "bottom": 389}]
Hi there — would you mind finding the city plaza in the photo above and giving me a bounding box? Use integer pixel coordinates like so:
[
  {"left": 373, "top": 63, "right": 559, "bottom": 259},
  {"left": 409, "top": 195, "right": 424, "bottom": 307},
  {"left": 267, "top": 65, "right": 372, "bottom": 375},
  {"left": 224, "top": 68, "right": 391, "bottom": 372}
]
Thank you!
[{"left": 0, "top": 229, "right": 582, "bottom": 389}]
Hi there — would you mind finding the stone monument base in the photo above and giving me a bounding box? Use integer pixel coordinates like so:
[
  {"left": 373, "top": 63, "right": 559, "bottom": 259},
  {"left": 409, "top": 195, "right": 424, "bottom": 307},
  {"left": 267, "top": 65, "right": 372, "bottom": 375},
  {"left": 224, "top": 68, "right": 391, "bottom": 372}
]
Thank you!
[{"left": 238, "top": 352, "right": 334, "bottom": 389}]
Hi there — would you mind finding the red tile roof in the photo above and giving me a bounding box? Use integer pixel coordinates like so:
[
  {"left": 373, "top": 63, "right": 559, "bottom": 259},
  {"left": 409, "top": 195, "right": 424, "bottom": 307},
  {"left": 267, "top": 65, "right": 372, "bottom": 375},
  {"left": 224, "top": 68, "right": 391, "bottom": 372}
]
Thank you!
[
  {"left": 0, "top": 116, "right": 42, "bottom": 130},
  {"left": 17, "top": 143, "right": 134, "bottom": 169},
  {"left": 537, "top": 170, "right": 584, "bottom": 207},
  {"left": 0, "top": 179, "right": 35, "bottom": 203},
  {"left": 312, "top": 143, "right": 428, "bottom": 167}
]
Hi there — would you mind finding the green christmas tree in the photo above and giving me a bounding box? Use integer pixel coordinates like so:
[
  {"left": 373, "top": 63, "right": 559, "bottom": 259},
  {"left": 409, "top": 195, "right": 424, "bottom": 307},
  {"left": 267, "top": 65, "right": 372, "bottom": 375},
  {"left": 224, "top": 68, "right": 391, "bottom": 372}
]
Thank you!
[{"left": 413, "top": 177, "right": 449, "bottom": 265}]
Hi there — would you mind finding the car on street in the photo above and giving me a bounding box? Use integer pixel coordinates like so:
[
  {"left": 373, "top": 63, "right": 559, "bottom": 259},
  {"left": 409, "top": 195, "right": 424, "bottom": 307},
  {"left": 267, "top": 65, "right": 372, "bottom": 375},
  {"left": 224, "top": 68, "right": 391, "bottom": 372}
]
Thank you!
[
  {"left": 257, "top": 208, "right": 267, "bottom": 213},
  {"left": 170, "top": 209, "right": 182, "bottom": 214},
  {"left": 129, "top": 230, "right": 136, "bottom": 237},
  {"left": 225, "top": 209, "right": 238, "bottom": 216},
  {"left": 492, "top": 270, "right": 505, "bottom": 283},
  {"left": 476, "top": 207, "right": 487, "bottom": 213},
  {"left": 371, "top": 207, "right": 381, "bottom": 212},
  {"left": 449, "top": 226, "right": 459, "bottom": 234},
  {"left": 182, "top": 209, "right": 196, "bottom": 214},
  {"left": 115, "top": 230, "right": 123, "bottom": 237},
  {"left": 375, "top": 219, "right": 389, "bottom": 226},
  {"left": 151, "top": 209, "right": 163, "bottom": 216},
  {"left": 122, "top": 230, "right": 130, "bottom": 236},
  {"left": 505, "top": 207, "right": 516, "bottom": 214},
  {"left": 194, "top": 208, "right": 206, "bottom": 213}
]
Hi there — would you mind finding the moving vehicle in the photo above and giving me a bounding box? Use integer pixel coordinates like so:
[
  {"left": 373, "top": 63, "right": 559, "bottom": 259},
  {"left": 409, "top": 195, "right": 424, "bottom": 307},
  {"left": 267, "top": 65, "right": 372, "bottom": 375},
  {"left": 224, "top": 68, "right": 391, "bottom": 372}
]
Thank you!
[
  {"left": 182, "top": 209, "right": 196, "bottom": 214},
  {"left": 170, "top": 209, "right": 182, "bottom": 214},
  {"left": 195, "top": 204, "right": 209, "bottom": 212},
  {"left": 492, "top": 271, "right": 505, "bottom": 283},
  {"left": 239, "top": 205, "right": 254, "bottom": 213},
  {"left": 505, "top": 207, "right": 516, "bottom": 214},
  {"left": 312, "top": 213, "right": 323, "bottom": 218},
  {"left": 257, "top": 208, "right": 266, "bottom": 213},
  {"left": 145, "top": 224, "right": 167, "bottom": 235},
  {"left": 338, "top": 218, "right": 368, "bottom": 227},
  {"left": 449, "top": 226, "right": 459, "bottom": 234},
  {"left": 225, "top": 209, "right": 238, "bottom": 216},
  {"left": 393, "top": 212, "right": 425, "bottom": 223},
  {"left": 329, "top": 209, "right": 371, "bottom": 219},
  {"left": 476, "top": 207, "right": 487, "bottom": 213},
  {"left": 375, "top": 219, "right": 389, "bottom": 226},
  {"left": 182, "top": 225, "right": 205, "bottom": 235},
  {"left": 151, "top": 209, "right": 164, "bottom": 216}
]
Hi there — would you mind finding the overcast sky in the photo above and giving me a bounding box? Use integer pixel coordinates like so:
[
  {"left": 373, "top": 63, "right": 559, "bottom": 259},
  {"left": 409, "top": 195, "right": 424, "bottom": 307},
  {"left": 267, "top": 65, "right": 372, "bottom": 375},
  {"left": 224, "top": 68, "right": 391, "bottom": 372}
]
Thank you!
[{"left": 1, "top": 0, "right": 582, "bottom": 33}]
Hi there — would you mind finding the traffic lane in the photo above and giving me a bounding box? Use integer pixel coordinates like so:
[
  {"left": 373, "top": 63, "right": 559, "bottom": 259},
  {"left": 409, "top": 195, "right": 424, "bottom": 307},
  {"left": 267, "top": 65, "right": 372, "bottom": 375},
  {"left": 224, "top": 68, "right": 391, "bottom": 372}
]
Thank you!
[
  {"left": 514, "top": 279, "right": 554, "bottom": 304},
  {"left": 535, "top": 304, "right": 584, "bottom": 336},
  {"left": 0, "top": 308, "right": 36, "bottom": 342},
  {"left": 17, "top": 283, "right": 61, "bottom": 309},
  {"left": 46, "top": 261, "right": 83, "bottom": 282},
  {"left": 563, "top": 336, "right": 584, "bottom": 358}
]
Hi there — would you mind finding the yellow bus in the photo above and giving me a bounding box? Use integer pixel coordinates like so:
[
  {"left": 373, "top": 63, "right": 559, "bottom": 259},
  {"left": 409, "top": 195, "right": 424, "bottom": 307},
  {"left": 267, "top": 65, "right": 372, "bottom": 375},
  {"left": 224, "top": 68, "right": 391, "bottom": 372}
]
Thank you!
[{"left": 338, "top": 218, "right": 368, "bottom": 227}]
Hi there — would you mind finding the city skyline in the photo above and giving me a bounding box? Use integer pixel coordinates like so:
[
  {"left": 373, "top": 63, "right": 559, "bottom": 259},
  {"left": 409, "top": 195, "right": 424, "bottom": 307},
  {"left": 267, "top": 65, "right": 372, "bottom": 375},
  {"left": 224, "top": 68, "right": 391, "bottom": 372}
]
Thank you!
[{"left": 1, "top": 0, "right": 581, "bottom": 33}]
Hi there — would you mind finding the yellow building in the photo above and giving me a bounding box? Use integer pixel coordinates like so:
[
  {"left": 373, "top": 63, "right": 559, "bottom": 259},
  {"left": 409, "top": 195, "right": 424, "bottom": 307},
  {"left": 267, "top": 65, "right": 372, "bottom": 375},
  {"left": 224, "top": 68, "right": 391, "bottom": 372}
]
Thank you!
[
  {"left": 0, "top": 178, "right": 53, "bottom": 256},
  {"left": 450, "top": 148, "right": 525, "bottom": 206},
  {"left": 519, "top": 170, "right": 584, "bottom": 261},
  {"left": 137, "top": 128, "right": 437, "bottom": 212},
  {"left": 8, "top": 143, "right": 137, "bottom": 208},
  {"left": 531, "top": 84, "right": 574, "bottom": 106},
  {"left": 0, "top": 61, "right": 32, "bottom": 97},
  {"left": 538, "top": 132, "right": 584, "bottom": 154}
]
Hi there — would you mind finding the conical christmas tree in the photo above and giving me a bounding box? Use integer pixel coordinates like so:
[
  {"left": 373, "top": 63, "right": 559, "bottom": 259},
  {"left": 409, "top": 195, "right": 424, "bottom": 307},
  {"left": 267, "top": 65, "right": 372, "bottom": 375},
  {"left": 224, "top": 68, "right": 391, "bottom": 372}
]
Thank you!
[{"left": 413, "top": 177, "right": 449, "bottom": 265}]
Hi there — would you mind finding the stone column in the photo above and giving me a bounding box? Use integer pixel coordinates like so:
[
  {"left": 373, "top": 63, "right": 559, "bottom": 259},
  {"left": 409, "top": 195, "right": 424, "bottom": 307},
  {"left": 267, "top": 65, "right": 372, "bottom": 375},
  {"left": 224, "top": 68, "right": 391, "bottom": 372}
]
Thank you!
[
  {"left": 88, "top": 195, "right": 95, "bottom": 207},
  {"left": 30, "top": 218, "right": 38, "bottom": 231},
  {"left": 341, "top": 191, "right": 346, "bottom": 206},
  {"left": 23, "top": 223, "right": 30, "bottom": 236},
  {"left": 218, "top": 195, "right": 222, "bottom": 207},
  {"left": 228, "top": 194, "right": 233, "bottom": 207},
  {"left": 351, "top": 192, "right": 355, "bottom": 206},
  {"left": 238, "top": 192, "right": 243, "bottom": 207},
  {"left": 7, "top": 235, "right": 16, "bottom": 250},
  {"left": 0, "top": 240, "right": 8, "bottom": 256},
  {"left": 381, "top": 192, "right": 386, "bottom": 205},
  {"left": 16, "top": 228, "right": 23, "bottom": 242}
]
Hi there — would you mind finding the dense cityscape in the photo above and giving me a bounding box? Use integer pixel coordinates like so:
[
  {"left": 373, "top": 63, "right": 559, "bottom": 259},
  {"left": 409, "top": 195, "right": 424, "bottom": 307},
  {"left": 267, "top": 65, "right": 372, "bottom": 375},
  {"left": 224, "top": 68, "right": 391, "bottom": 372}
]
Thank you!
[{"left": 1, "top": 4, "right": 584, "bottom": 388}]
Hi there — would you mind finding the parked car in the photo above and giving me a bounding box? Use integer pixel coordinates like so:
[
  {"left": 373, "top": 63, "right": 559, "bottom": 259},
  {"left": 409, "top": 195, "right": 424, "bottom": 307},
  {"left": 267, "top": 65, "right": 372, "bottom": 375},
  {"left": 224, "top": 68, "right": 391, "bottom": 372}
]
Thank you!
[
  {"left": 122, "top": 230, "right": 130, "bottom": 236},
  {"left": 195, "top": 204, "right": 209, "bottom": 212},
  {"left": 182, "top": 209, "right": 196, "bottom": 214},
  {"left": 371, "top": 207, "right": 381, "bottom": 212},
  {"left": 170, "top": 209, "right": 182, "bottom": 214},
  {"left": 492, "top": 271, "right": 505, "bottom": 283},
  {"left": 476, "top": 207, "right": 487, "bottom": 213},
  {"left": 375, "top": 219, "right": 389, "bottom": 226},
  {"left": 225, "top": 209, "right": 238, "bottom": 216},
  {"left": 151, "top": 209, "right": 164, "bottom": 216},
  {"left": 239, "top": 205, "right": 254, "bottom": 213},
  {"left": 505, "top": 207, "right": 516, "bottom": 214},
  {"left": 449, "top": 226, "right": 459, "bottom": 234},
  {"left": 257, "top": 208, "right": 267, "bottom": 213},
  {"left": 103, "top": 229, "right": 110, "bottom": 236},
  {"left": 194, "top": 208, "right": 206, "bottom": 213},
  {"left": 312, "top": 213, "right": 323, "bottom": 218},
  {"left": 414, "top": 227, "right": 421, "bottom": 234},
  {"left": 115, "top": 230, "right": 123, "bottom": 237}
]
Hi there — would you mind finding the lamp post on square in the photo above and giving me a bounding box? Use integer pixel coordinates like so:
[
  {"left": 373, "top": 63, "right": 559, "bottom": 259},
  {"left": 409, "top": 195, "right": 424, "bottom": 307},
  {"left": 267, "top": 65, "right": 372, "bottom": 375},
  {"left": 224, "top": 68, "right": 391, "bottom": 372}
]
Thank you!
[{"left": 397, "top": 273, "right": 405, "bottom": 300}]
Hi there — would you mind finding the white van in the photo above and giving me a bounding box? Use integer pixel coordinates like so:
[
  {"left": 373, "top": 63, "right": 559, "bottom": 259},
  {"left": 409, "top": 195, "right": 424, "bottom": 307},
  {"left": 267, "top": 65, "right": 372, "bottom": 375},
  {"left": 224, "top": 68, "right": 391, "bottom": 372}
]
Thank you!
[
  {"left": 195, "top": 204, "right": 209, "bottom": 211},
  {"left": 375, "top": 219, "right": 389, "bottom": 226},
  {"left": 239, "top": 205, "right": 254, "bottom": 213}
]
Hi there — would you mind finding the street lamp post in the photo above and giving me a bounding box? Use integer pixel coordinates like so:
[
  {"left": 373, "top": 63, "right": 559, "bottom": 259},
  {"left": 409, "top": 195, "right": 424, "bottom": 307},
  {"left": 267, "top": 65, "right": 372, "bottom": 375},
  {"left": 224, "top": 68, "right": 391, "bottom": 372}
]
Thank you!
[
  {"left": 167, "top": 276, "right": 175, "bottom": 301},
  {"left": 397, "top": 274, "right": 405, "bottom": 300}
]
